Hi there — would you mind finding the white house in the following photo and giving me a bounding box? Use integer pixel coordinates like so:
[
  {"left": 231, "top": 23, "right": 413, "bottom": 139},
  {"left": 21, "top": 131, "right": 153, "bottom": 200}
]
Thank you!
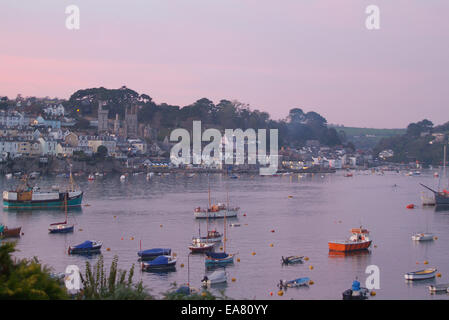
[{"left": 38, "top": 137, "right": 58, "bottom": 156}]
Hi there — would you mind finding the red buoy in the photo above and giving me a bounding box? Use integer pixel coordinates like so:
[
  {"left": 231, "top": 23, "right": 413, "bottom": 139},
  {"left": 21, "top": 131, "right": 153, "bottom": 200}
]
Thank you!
[{"left": 406, "top": 204, "right": 415, "bottom": 209}]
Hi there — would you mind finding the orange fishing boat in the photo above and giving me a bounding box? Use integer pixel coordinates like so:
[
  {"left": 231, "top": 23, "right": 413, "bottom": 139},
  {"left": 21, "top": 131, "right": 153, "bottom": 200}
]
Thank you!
[{"left": 328, "top": 227, "right": 372, "bottom": 252}]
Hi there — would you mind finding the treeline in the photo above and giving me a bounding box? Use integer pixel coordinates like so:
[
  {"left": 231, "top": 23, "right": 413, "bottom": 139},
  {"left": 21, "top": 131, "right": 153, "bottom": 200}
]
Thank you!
[
  {"left": 373, "top": 119, "right": 449, "bottom": 165},
  {"left": 68, "top": 87, "right": 342, "bottom": 148}
]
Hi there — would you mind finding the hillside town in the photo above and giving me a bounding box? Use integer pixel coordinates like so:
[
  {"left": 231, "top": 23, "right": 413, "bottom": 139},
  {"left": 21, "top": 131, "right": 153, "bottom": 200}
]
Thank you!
[{"left": 0, "top": 94, "right": 434, "bottom": 174}]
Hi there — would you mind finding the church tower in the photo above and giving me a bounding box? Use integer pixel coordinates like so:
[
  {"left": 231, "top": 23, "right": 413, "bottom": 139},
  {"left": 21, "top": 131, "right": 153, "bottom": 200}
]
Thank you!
[
  {"left": 124, "top": 104, "right": 138, "bottom": 138},
  {"left": 97, "top": 100, "right": 109, "bottom": 134}
]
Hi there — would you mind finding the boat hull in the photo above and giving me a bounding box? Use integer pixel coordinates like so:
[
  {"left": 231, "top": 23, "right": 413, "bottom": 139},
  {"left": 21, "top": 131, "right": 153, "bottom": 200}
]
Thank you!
[
  {"left": 435, "top": 193, "right": 449, "bottom": 206},
  {"left": 68, "top": 243, "right": 102, "bottom": 255},
  {"left": 404, "top": 269, "right": 437, "bottom": 280},
  {"left": 205, "top": 254, "right": 235, "bottom": 266},
  {"left": 194, "top": 209, "right": 239, "bottom": 219},
  {"left": 3, "top": 192, "right": 83, "bottom": 209},
  {"left": 142, "top": 260, "right": 177, "bottom": 271},
  {"left": 189, "top": 244, "right": 215, "bottom": 253},
  {"left": 428, "top": 284, "right": 449, "bottom": 293},
  {"left": 49, "top": 224, "right": 74, "bottom": 233},
  {"left": 1, "top": 227, "right": 22, "bottom": 238},
  {"left": 412, "top": 233, "right": 434, "bottom": 241},
  {"left": 328, "top": 240, "right": 371, "bottom": 252}
]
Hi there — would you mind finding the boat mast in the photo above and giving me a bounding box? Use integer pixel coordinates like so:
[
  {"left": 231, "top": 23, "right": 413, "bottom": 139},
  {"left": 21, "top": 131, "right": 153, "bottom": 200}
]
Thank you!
[
  {"left": 224, "top": 182, "right": 228, "bottom": 253},
  {"left": 206, "top": 175, "right": 210, "bottom": 236},
  {"left": 64, "top": 192, "right": 68, "bottom": 224},
  {"left": 438, "top": 144, "right": 449, "bottom": 191}
]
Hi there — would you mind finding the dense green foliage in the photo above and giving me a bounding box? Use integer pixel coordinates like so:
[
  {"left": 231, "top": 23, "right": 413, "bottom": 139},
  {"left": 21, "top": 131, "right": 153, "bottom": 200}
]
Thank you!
[
  {"left": 0, "top": 242, "right": 68, "bottom": 300},
  {"left": 67, "top": 87, "right": 341, "bottom": 147},
  {"left": 373, "top": 119, "right": 449, "bottom": 165},
  {"left": 333, "top": 126, "right": 406, "bottom": 150},
  {"left": 77, "top": 255, "right": 151, "bottom": 300}
]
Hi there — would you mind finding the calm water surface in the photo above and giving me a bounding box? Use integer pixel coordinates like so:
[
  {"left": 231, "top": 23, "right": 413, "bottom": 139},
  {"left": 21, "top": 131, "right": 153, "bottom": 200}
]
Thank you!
[{"left": 2, "top": 171, "right": 449, "bottom": 300}]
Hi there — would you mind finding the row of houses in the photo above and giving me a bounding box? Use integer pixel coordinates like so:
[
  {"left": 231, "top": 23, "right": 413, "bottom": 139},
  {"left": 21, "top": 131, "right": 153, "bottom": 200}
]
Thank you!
[{"left": 0, "top": 131, "right": 148, "bottom": 160}]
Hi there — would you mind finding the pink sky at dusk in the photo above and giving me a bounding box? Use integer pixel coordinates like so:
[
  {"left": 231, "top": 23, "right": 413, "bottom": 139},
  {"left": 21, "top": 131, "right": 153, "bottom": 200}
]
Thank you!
[{"left": 1, "top": 0, "right": 448, "bottom": 128}]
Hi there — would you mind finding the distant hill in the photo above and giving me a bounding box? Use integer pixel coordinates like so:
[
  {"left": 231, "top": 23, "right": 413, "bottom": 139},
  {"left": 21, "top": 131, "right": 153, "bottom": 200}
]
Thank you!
[
  {"left": 372, "top": 120, "right": 449, "bottom": 165},
  {"left": 329, "top": 126, "right": 406, "bottom": 150}
]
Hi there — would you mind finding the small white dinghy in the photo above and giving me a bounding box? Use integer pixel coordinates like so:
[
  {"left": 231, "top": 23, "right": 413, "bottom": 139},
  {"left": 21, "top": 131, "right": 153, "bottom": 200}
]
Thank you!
[
  {"left": 428, "top": 283, "right": 449, "bottom": 293},
  {"left": 201, "top": 270, "right": 227, "bottom": 286},
  {"left": 412, "top": 233, "right": 434, "bottom": 241},
  {"left": 405, "top": 268, "right": 437, "bottom": 280}
]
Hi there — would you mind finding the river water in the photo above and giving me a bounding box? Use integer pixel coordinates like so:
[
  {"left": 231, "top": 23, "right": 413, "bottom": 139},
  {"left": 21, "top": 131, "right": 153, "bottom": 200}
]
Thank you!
[{"left": 2, "top": 170, "right": 449, "bottom": 300}]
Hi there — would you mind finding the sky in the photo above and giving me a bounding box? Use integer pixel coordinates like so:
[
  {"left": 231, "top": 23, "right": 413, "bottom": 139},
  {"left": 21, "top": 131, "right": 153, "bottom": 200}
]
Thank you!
[{"left": 1, "top": 0, "right": 448, "bottom": 128}]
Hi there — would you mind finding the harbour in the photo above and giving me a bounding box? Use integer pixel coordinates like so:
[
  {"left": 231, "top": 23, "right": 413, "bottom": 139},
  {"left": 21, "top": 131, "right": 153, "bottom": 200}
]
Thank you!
[{"left": 2, "top": 169, "right": 449, "bottom": 299}]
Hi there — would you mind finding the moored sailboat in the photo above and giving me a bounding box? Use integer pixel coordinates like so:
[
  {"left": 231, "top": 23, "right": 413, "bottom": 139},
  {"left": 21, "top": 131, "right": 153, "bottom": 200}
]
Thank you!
[{"left": 49, "top": 193, "right": 74, "bottom": 233}]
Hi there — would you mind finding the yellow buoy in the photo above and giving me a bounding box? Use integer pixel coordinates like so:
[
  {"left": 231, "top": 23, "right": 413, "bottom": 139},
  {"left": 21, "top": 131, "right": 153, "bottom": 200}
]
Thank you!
[
  {"left": 370, "top": 291, "right": 376, "bottom": 296},
  {"left": 309, "top": 280, "right": 314, "bottom": 285},
  {"left": 277, "top": 290, "right": 284, "bottom": 296},
  {"left": 269, "top": 243, "right": 274, "bottom": 247},
  {"left": 252, "top": 252, "right": 256, "bottom": 256},
  {"left": 304, "top": 257, "right": 309, "bottom": 261},
  {"left": 424, "top": 260, "right": 429, "bottom": 265},
  {"left": 231, "top": 278, "right": 236, "bottom": 282},
  {"left": 237, "top": 258, "right": 240, "bottom": 262},
  {"left": 309, "top": 265, "right": 314, "bottom": 270},
  {"left": 288, "top": 195, "right": 293, "bottom": 198},
  {"left": 173, "top": 253, "right": 177, "bottom": 257},
  {"left": 437, "top": 273, "right": 442, "bottom": 278},
  {"left": 106, "top": 248, "right": 111, "bottom": 251},
  {"left": 180, "top": 263, "right": 184, "bottom": 268}
]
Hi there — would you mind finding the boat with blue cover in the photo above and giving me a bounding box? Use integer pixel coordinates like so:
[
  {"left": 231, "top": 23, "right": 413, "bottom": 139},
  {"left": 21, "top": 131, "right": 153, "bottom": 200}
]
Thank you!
[
  {"left": 68, "top": 240, "right": 102, "bottom": 255},
  {"left": 205, "top": 252, "right": 235, "bottom": 266},
  {"left": 138, "top": 248, "right": 171, "bottom": 260},
  {"left": 141, "top": 255, "right": 177, "bottom": 271},
  {"left": 278, "top": 277, "right": 310, "bottom": 289}
]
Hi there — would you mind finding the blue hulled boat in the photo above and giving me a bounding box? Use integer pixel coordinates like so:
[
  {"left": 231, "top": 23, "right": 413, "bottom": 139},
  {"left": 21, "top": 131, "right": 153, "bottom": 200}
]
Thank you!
[
  {"left": 141, "top": 255, "right": 177, "bottom": 271},
  {"left": 68, "top": 240, "right": 102, "bottom": 255},
  {"left": 205, "top": 252, "right": 235, "bottom": 266},
  {"left": 278, "top": 277, "right": 310, "bottom": 289},
  {"left": 138, "top": 248, "right": 171, "bottom": 260}
]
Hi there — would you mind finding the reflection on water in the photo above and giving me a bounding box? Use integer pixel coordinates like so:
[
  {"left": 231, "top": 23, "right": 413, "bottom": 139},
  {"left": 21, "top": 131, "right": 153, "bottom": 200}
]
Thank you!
[{"left": 2, "top": 171, "right": 449, "bottom": 299}]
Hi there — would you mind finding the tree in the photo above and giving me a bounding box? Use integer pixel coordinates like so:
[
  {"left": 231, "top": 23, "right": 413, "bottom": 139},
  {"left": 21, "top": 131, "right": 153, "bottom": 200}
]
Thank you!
[
  {"left": 0, "top": 242, "right": 68, "bottom": 300},
  {"left": 288, "top": 108, "right": 305, "bottom": 123}
]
